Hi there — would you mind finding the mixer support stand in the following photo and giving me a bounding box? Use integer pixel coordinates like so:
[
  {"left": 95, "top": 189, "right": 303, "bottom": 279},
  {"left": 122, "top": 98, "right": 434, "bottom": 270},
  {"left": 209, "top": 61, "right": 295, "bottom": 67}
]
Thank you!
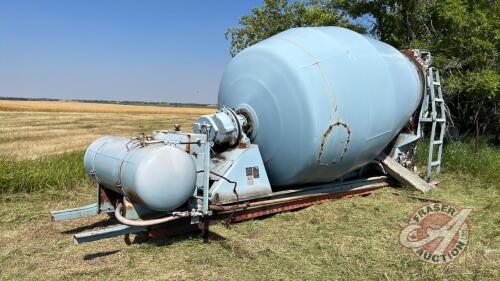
[{"left": 67, "top": 176, "right": 389, "bottom": 244}]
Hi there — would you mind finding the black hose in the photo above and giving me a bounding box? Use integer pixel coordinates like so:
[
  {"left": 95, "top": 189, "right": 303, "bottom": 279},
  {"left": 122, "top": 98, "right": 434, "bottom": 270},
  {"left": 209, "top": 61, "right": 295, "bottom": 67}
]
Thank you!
[{"left": 197, "top": 170, "right": 239, "bottom": 201}]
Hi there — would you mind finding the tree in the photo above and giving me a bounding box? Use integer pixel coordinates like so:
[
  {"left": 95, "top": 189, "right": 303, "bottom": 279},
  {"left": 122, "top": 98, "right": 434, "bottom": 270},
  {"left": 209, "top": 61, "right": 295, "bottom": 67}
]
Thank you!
[
  {"left": 340, "top": 0, "right": 499, "bottom": 143},
  {"left": 226, "top": 0, "right": 499, "bottom": 138},
  {"left": 225, "top": 0, "right": 365, "bottom": 57}
]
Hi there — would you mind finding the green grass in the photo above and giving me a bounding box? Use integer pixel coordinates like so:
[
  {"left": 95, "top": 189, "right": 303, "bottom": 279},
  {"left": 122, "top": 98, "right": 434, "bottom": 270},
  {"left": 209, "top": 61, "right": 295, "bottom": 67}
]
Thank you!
[
  {"left": 415, "top": 137, "right": 500, "bottom": 186},
  {"left": 0, "top": 150, "right": 91, "bottom": 194},
  {"left": 442, "top": 140, "right": 500, "bottom": 185},
  {"left": 0, "top": 140, "right": 498, "bottom": 280}
]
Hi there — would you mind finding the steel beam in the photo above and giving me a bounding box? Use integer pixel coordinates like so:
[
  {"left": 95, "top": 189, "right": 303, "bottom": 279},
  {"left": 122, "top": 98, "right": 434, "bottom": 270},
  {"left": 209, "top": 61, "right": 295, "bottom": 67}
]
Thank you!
[
  {"left": 50, "top": 203, "right": 99, "bottom": 222},
  {"left": 73, "top": 224, "right": 146, "bottom": 245}
]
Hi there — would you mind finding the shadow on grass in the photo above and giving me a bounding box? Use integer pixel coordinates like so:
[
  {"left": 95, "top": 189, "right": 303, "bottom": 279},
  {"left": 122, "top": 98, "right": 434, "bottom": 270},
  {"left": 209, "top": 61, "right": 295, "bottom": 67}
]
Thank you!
[
  {"left": 83, "top": 250, "right": 121, "bottom": 261},
  {"left": 62, "top": 217, "right": 116, "bottom": 234},
  {"left": 124, "top": 226, "right": 229, "bottom": 247}
]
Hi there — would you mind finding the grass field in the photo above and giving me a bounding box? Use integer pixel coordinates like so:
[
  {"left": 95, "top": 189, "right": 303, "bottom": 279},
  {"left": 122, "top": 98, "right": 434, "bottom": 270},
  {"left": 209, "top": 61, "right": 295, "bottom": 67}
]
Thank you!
[
  {"left": 0, "top": 100, "right": 215, "bottom": 114},
  {"left": 0, "top": 101, "right": 498, "bottom": 280},
  {"left": 0, "top": 100, "right": 214, "bottom": 159}
]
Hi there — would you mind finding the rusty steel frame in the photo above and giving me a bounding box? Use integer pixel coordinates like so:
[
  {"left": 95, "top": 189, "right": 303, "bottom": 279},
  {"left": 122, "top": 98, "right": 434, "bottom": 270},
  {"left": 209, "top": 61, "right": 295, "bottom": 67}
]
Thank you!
[
  {"left": 64, "top": 176, "right": 390, "bottom": 244},
  {"left": 213, "top": 187, "right": 380, "bottom": 223},
  {"left": 146, "top": 177, "right": 389, "bottom": 241}
]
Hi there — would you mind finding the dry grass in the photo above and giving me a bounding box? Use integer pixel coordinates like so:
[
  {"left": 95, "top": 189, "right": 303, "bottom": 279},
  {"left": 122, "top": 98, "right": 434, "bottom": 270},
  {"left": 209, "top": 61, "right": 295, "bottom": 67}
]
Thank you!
[
  {"left": 0, "top": 106, "right": 214, "bottom": 159},
  {"left": 0, "top": 175, "right": 498, "bottom": 281},
  {"left": 0, "top": 103, "right": 498, "bottom": 280},
  {"left": 0, "top": 100, "right": 215, "bottom": 114}
]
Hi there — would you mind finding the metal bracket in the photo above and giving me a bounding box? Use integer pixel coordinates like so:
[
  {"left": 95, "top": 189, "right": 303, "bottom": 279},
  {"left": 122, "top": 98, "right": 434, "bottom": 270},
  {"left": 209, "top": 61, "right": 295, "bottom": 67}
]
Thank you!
[
  {"left": 50, "top": 183, "right": 116, "bottom": 221},
  {"left": 50, "top": 203, "right": 99, "bottom": 222},
  {"left": 73, "top": 224, "right": 146, "bottom": 245}
]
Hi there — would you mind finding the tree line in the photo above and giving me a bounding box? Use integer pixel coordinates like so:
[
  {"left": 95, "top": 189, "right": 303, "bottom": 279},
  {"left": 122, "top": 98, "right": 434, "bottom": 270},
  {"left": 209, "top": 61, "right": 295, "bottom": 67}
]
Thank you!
[{"left": 226, "top": 0, "right": 499, "bottom": 138}]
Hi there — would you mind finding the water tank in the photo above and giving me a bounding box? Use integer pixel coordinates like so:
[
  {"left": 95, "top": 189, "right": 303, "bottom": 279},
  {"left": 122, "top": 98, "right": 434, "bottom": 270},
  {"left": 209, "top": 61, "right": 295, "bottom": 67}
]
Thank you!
[
  {"left": 83, "top": 136, "right": 197, "bottom": 211},
  {"left": 218, "top": 27, "right": 423, "bottom": 186}
]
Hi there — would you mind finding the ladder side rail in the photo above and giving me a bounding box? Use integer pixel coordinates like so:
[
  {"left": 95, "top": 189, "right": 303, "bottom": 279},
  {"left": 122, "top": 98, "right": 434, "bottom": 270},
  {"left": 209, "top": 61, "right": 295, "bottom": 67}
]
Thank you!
[
  {"left": 426, "top": 68, "right": 438, "bottom": 179},
  {"left": 434, "top": 69, "right": 446, "bottom": 176}
]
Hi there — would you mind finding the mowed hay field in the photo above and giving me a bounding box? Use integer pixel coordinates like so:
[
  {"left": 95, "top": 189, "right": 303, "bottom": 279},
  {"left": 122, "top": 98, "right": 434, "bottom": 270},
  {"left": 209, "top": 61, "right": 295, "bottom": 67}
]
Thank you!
[
  {"left": 0, "top": 100, "right": 215, "bottom": 114},
  {"left": 0, "top": 100, "right": 214, "bottom": 159},
  {"left": 0, "top": 100, "right": 499, "bottom": 280}
]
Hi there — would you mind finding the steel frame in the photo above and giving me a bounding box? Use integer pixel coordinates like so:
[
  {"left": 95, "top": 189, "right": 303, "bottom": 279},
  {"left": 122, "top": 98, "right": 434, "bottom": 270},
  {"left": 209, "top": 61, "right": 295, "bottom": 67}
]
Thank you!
[{"left": 52, "top": 176, "right": 390, "bottom": 244}]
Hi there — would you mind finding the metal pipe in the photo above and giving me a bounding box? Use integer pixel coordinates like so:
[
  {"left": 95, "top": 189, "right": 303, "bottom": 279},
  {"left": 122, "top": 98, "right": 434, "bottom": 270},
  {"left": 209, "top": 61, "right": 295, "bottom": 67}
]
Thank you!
[
  {"left": 202, "top": 129, "right": 211, "bottom": 215},
  {"left": 114, "top": 203, "right": 190, "bottom": 227}
]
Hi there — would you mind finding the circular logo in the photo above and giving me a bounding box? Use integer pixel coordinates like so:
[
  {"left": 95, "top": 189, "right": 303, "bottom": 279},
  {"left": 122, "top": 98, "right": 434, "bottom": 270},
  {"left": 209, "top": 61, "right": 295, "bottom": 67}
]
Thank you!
[{"left": 399, "top": 203, "right": 471, "bottom": 264}]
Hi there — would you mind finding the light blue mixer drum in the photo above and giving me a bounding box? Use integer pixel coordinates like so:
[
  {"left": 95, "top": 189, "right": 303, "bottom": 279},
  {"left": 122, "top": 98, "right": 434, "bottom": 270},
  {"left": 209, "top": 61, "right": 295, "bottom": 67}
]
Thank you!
[{"left": 218, "top": 27, "right": 423, "bottom": 186}]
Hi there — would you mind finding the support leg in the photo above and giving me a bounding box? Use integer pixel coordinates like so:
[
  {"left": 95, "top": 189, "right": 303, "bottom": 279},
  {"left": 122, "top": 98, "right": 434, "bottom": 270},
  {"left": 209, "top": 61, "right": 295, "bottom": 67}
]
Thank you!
[
  {"left": 50, "top": 203, "right": 98, "bottom": 222},
  {"left": 73, "top": 224, "right": 146, "bottom": 245},
  {"left": 201, "top": 218, "right": 210, "bottom": 243}
]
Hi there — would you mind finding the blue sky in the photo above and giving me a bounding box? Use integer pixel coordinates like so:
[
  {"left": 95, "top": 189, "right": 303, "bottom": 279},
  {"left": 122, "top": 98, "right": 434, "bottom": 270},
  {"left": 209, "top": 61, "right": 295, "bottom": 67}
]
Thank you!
[{"left": 0, "top": 0, "right": 264, "bottom": 104}]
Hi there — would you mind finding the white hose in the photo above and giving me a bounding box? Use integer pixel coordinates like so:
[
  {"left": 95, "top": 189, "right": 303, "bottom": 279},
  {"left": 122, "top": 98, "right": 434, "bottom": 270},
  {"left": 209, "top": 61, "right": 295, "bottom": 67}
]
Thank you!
[{"left": 114, "top": 203, "right": 190, "bottom": 227}]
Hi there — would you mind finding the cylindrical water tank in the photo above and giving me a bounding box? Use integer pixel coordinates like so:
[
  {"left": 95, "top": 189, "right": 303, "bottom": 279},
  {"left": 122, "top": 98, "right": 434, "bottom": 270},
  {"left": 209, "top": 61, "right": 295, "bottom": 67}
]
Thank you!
[
  {"left": 218, "top": 27, "right": 423, "bottom": 187},
  {"left": 83, "top": 136, "right": 196, "bottom": 211}
]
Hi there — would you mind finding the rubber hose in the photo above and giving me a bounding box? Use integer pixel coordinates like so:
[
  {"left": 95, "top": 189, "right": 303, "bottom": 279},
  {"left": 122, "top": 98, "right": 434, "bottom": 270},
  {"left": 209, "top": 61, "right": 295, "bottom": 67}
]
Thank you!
[{"left": 114, "top": 203, "right": 190, "bottom": 227}]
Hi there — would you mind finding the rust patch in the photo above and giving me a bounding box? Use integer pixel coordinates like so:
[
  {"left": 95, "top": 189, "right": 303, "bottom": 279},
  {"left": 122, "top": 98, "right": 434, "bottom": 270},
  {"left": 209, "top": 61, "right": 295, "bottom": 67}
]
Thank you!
[
  {"left": 317, "top": 121, "right": 351, "bottom": 166},
  {"left": 148, "top": 185, "right": 384, "bottom": 241},
  {"left": 185, "top": 134, "right": 191, "bottom": 152},
  {"left": 236, "top": 108, "right": 254, "bottom": 137},
  {"left": 125, "top": 189, "right": 146, "bottom": 206},
  {"left": 98, "top": 185, "right": 120, "bottom": 206},
  {"left": 123, "top": 199, "right": 135, "bottom": 217},
  {"left": 216, "top": 186, "right": 381, "bottom": 223}
]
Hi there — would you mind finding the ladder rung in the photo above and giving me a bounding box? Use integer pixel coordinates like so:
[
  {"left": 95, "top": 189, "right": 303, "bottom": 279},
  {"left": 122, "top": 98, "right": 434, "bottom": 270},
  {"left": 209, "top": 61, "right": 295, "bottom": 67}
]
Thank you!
[
  {"left": 431, "top": 161, "right": 441, "bottom": 166},
  {"left": 420, "top": 117, "right": 446, "bottom": 123},
  {"left": 433, "top": 82, "right": 441, "bottom": 86},
  {"left": 435, "top": 98, "right": 444, "bottom": 102},
  {"left": 432, "top": 140, "right": 443, "bottom": 145}
]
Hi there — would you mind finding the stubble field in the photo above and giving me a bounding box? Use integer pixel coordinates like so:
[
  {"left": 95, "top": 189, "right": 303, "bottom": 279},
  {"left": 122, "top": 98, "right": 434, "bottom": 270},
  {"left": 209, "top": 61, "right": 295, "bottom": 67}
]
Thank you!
[
  {"left": 0, "top": 100, "right": 214, "bottom": 159},
  {"left": 0, "top": 100, "right": 498, "bottom": 280}
]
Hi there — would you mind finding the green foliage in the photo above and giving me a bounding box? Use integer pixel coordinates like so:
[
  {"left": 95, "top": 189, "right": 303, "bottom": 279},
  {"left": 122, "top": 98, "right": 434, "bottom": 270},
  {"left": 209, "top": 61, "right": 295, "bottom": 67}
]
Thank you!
[
  {"left": 342, "top": 0, "right": 499, "bottom": 135},
  {"left": 416, "top": 138, "right": 500, "bottom": 187},
  {"left": 442, "top": 139, "right": 500, "bottom": 187},
  {"left": 227, "top": 0, "right": 499, "bottom": 135},
  {"left": 0, "top": 151, "right": 90, "bottom": 194},
  {"left": 225, "top": 0, "right": 365, "bottom": 56}
]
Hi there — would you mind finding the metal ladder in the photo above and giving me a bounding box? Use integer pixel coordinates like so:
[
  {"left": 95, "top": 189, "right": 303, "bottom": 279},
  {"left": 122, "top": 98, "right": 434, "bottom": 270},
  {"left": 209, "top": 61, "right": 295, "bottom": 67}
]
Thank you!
[{"left": 419, "top": 67, "right": 446, "bottom": 180}]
